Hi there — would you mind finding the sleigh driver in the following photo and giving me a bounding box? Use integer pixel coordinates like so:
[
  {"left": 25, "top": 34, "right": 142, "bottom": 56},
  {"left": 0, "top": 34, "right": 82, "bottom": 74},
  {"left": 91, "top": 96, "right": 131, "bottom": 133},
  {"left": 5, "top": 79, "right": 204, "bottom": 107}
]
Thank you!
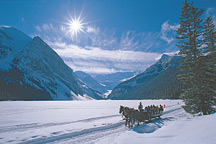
[{"left": 138, "top": 102, "right": 143, "bottom": 112}]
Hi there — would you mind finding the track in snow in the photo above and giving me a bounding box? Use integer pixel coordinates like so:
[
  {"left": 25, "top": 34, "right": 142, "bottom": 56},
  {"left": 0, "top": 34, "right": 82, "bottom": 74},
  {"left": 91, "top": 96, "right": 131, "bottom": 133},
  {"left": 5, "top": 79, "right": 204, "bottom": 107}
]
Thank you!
[
  {"left": 0, "top": 114, "right": 120, "bottom": 134},
  {"left": 20, "top": 122, "right": 126, "bottom": 144},
  {"left": 18, "top": 106, "right": 183, "bottom": 144}
]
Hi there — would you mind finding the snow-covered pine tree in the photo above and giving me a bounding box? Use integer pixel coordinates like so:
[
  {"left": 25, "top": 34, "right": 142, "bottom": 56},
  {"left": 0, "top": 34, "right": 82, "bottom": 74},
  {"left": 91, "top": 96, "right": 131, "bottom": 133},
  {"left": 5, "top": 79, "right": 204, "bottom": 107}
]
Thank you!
[
  {"left": 201, "top": 16, "right": 216, "bottom": 112},
  {"left": 176, "top": 0, "right": 209, "bottom": 114}
]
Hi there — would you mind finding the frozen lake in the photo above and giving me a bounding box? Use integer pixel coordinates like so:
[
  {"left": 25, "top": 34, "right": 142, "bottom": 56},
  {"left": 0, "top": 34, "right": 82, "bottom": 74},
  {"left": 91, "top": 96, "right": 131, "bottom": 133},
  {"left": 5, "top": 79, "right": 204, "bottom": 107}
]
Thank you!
[{"left": 0, "top": 100, "right": 215, "bottom": 144}]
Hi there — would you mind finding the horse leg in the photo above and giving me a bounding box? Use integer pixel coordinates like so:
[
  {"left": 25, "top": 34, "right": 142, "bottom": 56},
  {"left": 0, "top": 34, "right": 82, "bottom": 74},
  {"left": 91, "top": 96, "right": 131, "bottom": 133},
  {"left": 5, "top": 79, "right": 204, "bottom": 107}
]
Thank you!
[
  {"left": 128, "top": 118, "right": 131, "bottom": 128},
  {"left": 125, "top": 119, "right": 128, "bottom": 126},
  {"left": 128, "top": 119, "right": 131, "bottom": 127},
  {"left": 131, "top": 118, "right": 134, "bottom": 127},
  {"left": 130, "top": 118, "right": 133, "bottom": 127}
]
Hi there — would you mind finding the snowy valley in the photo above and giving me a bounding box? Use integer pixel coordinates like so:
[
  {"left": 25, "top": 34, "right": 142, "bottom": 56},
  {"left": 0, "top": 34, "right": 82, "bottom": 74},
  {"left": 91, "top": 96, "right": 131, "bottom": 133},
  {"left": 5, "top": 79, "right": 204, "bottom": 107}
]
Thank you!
[{"left": 1, "top": 0, "right": 216, "bottom": 143}]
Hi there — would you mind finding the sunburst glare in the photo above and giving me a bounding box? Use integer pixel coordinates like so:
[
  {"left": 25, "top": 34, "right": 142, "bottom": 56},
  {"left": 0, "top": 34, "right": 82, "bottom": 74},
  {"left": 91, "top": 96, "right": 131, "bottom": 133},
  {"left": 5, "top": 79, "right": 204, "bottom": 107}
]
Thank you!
[{"left": 65, "top": 15, "right": 86, "bottom": 39}]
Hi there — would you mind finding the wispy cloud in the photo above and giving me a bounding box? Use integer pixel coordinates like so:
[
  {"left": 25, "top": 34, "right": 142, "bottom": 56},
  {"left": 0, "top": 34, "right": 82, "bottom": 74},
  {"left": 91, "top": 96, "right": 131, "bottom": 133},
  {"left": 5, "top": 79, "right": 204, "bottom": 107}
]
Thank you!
[
  {"left": 86, "top": 26, "right": 100, "bottom": 34},
  {"left": 161, "top": 21, "right": 179, "bottom": 44},
  {"left": 34, "top": 23, "right": 165, "bottom": 52},
  {"left": 119, "top": 31, "right": 139, "bottom": 50},
  {"left": 33, "top": 22, "right": 177, "bottom": 74},
  {"left": 50, "top": 43, "right": 162, "bottom": 74},
  {"left": 87, "top": 28, "right": 118, "bottom": 50},
  {"left": 53, "top": 44, "right": 160, "bottom": 63}
]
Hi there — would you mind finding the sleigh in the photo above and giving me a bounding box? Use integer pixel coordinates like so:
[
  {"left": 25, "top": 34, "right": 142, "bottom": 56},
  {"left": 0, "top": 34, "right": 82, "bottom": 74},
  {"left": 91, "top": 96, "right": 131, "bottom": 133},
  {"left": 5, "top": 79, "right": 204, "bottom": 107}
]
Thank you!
[{"left": 119, "top": 105, "right": 163, "bottom": 127}]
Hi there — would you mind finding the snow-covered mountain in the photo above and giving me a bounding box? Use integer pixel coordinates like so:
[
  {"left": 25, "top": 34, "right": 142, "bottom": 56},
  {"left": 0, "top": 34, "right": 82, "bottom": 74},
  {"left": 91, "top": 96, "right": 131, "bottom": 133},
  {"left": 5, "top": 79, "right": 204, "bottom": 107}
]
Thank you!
[
  {"left": 108, "top": 54, "right": 185, "bottom": 99},
  {"left": 74, "top": 71, "right": 108, "bottom": 94},
  {"left": 0, "top": 26, "right": 103, "bottom": 100},
  {"left": 93, "top": 72, "right": 136, "bottom": 90}
]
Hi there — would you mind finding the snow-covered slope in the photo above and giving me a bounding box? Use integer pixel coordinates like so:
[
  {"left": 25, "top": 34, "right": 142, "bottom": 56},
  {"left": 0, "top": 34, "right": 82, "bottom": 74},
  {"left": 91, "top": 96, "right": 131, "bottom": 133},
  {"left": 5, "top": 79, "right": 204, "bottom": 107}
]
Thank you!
[
  {"left": 0, "top": 26, "right": 103, "bottom": 100},
  {"left": 0, "top": 26, "right": 31, "bottom": 71},
  {"left": 74, "top": 75, "right": 105, "bottom": 100},
  {"left": 108, "top": 54, "right": 184, "bottom": 99},
  {"left": 14, "top": 36, "right": 83, "bottom": 100},
  {"left": 74, "top": 71, "right": 108, "bottom": 94},
  {"left": 93, "top": 72, "right": 135, "bottom": 90},
  {"left": 0, "top": 100, "right": 215, "bottom": 144}
]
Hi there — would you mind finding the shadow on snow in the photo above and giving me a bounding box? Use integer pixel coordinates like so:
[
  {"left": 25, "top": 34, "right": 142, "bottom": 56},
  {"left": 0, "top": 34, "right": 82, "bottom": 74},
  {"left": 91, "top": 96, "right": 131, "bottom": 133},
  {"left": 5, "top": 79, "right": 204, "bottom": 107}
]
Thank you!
[{"left": 132, "top": 117, "right": 174, "bottom": 134}]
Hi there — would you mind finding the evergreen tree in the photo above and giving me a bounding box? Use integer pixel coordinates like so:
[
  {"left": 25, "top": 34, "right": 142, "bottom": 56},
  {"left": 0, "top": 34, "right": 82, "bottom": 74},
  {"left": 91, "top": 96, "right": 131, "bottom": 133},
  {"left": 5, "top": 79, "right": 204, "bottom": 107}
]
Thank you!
[
  {"left": 203, "top": 17, "right": 216, "bottom": 55},
  {"left": 201, "top": 17, "right": 216, "bottom": 112},
  {"left": 176, "top": 0, "right": 211, "bottom": 114}
]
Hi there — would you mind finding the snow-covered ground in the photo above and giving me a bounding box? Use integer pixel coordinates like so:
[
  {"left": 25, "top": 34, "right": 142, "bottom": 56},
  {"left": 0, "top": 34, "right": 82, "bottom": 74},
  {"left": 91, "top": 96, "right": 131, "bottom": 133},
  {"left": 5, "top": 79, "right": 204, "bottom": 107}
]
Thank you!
[{"left": 0, "top": 100, "right": 215, "bottom": 144}]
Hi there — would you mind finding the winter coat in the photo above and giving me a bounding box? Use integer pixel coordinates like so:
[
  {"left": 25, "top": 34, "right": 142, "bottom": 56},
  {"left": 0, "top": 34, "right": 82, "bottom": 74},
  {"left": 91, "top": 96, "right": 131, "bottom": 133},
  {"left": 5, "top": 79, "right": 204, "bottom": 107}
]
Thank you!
[{"left": 138, "top": 104, "right": 143, "bottom": 111}]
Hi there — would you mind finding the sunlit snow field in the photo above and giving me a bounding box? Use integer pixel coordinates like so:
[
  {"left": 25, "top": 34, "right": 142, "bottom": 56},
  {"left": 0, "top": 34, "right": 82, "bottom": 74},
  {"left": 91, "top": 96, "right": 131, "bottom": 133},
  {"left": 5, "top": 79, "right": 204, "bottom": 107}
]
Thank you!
[{"left": 0, "top": 100, "right": 215, "bottom": 144}]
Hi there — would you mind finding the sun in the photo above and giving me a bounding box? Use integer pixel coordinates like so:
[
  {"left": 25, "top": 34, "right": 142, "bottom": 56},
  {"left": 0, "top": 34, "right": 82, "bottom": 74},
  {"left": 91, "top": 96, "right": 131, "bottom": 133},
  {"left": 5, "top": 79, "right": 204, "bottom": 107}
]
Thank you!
[
  {"left": 69, "top": 18, "right": 83, "bottom": 35},
  {"left": 70, "top": 20, "right": 82, "bottom": 32},
  {"left": 66, "top": 16, "right": 85, "bottom": 38}
]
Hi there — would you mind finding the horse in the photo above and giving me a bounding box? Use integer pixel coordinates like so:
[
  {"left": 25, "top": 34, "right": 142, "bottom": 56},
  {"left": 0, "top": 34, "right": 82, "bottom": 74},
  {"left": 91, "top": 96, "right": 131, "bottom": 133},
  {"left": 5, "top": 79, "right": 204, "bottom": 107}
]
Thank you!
[{"left": 119, "top": 106, "right": 134, "bottom": 127}]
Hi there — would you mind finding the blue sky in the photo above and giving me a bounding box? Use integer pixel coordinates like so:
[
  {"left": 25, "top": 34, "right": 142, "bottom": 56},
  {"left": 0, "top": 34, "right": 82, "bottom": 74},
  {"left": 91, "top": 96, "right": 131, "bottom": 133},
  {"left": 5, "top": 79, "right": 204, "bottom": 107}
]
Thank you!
[{"left": 1, "top": 0, "right": 216, "bottom": 74}]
